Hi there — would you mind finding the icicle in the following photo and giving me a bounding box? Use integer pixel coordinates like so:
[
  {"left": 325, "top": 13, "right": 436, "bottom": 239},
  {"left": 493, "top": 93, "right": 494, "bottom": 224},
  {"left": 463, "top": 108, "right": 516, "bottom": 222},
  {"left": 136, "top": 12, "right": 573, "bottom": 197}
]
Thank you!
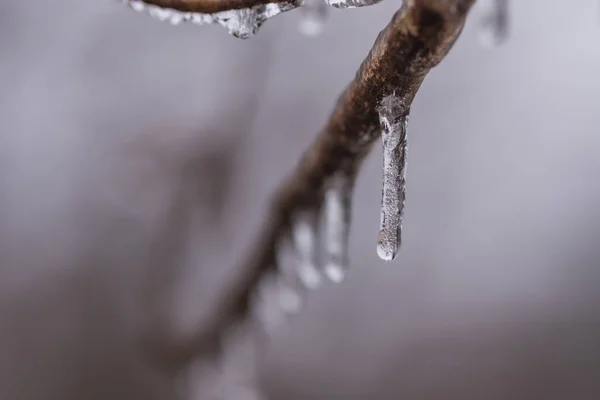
[
  {"left": 478, "top": 0, "right": 509, "bottom": 48},
  {"left": 251, "top": 271, "right": 285, "bottom": 334},
  {"left": 120, "top": 0, "right": 297, "bottom": 39},
  {"left": 323, "top": 172, "right": 353, "bottom": 283},
  {"left": 298, "top": 0, "right": 329, "bottom": 37},
  {"left": 377, "top": 94, "right": 409, "bottom": 261},
  {"left": 127, "top": 0, "right": 146, "bottom": 12},
  {"left": 323, "top": 0, "right": 383, "bottom": 9},
  {"left": 249, "top": 271, "right": 300, "bottom": 339},
  {"left": 274, "top": 236, "right": 305, "bottom": 312},
  {"left": 291, "top": 213, "right": 322, "bottom": 289}
]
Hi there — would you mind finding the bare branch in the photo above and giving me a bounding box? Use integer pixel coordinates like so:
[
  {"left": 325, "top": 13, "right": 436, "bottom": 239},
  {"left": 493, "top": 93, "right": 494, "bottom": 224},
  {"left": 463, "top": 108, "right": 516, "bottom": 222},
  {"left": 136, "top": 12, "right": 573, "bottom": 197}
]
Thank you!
[{"left": 149, "top": 0, "right": 477, "bottom": 369}]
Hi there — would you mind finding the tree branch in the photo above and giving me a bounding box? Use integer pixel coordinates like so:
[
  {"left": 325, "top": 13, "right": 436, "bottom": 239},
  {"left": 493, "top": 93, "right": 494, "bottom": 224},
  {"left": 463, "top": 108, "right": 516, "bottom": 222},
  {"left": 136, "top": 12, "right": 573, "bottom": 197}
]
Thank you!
[
  {"left": 137, "top": 0, "right": 295, "bottom": 13},
  {"left": 150, "top": 0, "right": 477, "bottom": 369}
]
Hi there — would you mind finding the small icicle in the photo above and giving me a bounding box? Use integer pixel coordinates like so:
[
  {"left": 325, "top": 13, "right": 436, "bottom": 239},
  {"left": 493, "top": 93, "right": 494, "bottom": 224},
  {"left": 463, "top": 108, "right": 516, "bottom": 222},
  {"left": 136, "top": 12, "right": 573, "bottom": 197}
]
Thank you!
[
  {"left": 291, "top": 213, "right": 322, "bottom": 289},
  {"left": 323, "top": 0, "right": 383, "bottom": 9},
  {"left": 127, "top": 0, "right": 146, "bottom": 12},
  {"left": 377, "top": 94, "right": 409, "bottom": 261},
  {"left": 252, "top": 271, "right": 286, "bottom": 334},
  {"left": 298, "top": 0, "right": 329, "bottom": 37},
  {"left": 269, "top": 236, "right": 306, "bottom": 321},
  {"left": 120, "top": 0, "right": 297, "bottom": 39},
  {"left": 323, "top": 172, "right": 353, "bottom": 283},
  {"left": 478, "top": 0, "right": 509, "bottom": 48}
]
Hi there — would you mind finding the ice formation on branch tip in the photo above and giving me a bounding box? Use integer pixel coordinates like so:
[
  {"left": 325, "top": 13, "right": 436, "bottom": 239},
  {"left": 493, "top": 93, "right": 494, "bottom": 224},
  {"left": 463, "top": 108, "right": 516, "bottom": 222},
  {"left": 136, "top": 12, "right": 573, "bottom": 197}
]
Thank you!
[{"left": 377, "top": 94, "right": 409, "bottom": 261}]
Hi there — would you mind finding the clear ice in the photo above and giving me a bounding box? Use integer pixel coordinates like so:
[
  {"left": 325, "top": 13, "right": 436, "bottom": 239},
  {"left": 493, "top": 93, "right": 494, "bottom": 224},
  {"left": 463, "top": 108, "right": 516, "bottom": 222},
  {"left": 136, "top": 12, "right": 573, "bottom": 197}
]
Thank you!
[
  {"left": 377, "top": 94, "right": 409, "bottom": 261},
  {"left": 323, "top": 0, "right": 383, "bottom": 9},
  {"left": 291, "top": 213, "right": 322, "bottom": 289},
  {"left": 478, "top": 0, "right": 509, "bottom": 48},
  {"left": 323, "top": 172, "right": 352, "bottom": 282},
  {"left": 121, "top": 0, "right": 297, "bottom": 38},
  {"left": 298, "top": 0, "right": 329, "bottom": 37}
]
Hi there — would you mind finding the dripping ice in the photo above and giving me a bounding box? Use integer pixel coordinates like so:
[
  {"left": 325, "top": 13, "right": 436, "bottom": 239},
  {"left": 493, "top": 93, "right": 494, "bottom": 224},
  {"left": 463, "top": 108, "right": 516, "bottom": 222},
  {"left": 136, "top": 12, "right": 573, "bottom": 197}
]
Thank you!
[
  {"left": 478, "top": 0, "right": 509, "bottom": 48},
  {"left": 377, "top": 94, "right": 409, "bottom": 261},
  {"left": 323, "top": 172, "right": 353, "bottom": 282},
  {"left": 299, "top": 0, "right": 329, "bottom": 37},
  {"left": 121, "top": 0, "right": 297, "bottom": 39}
]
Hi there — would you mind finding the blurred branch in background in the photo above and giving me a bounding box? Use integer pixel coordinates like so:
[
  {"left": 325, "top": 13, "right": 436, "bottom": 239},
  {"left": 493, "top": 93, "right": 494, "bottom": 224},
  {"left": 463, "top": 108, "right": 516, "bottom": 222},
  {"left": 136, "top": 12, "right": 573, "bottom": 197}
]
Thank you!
[{"left": 148, "top": 0, "right": 477, "bottom": 372}]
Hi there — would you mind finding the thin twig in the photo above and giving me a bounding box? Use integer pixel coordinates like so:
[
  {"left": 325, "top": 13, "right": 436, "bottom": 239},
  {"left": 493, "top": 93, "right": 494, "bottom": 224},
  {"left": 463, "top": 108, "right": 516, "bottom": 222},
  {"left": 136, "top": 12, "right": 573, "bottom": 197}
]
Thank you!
[
  {"left": 150, "top": 0, "right": 477, "bottom": 369},
  {"left": 138, "top": 0, "right": 294, "bottom": 13}
]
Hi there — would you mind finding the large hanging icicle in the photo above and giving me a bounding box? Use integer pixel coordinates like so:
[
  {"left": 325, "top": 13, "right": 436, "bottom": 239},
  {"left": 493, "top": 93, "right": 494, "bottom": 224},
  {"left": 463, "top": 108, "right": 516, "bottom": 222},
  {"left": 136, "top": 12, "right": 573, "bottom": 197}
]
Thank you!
[
  {"left": 322, "top": 172, "right": 353, "bottom": 283},
  {"left": 121, "top": 0, "right": 297, "bottom": 38},
  {"left": 478, "top": 0, "right": 509, "bottom": 48},
  {"left": 298, "top": 0, "right": 329, "bottom": 37},
  {"left": 377, "top": 94, "right": 409, "bottom": 261}
]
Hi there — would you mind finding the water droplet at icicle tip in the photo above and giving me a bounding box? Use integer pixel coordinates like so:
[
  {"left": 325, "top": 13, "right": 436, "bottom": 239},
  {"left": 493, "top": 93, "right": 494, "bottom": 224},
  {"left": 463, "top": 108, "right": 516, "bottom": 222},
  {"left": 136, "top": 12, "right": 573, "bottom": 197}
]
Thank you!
[
  {"left": 478, "top": 0, "right": 509, "bottom": 48},
  {"left": 377, "top": 94, "right": 409, "bottom": 262},
  {"left": 298, "top": 0, "right": 329, "bottom": 37},
  {"left": 323, "top": 172, "right": 353, "bottom": 283}
]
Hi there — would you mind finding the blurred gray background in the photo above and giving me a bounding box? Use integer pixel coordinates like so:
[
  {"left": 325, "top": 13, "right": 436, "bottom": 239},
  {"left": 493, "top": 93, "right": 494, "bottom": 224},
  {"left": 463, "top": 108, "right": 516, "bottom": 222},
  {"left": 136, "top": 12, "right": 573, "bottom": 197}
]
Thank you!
[{"left": 1, "top": 0, "right": 600, "bottom": 399}]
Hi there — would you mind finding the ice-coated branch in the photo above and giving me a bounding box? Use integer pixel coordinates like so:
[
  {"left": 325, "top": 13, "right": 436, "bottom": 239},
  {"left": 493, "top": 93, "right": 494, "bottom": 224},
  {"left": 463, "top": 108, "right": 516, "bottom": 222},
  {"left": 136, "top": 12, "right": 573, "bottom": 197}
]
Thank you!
[
  {"left": 122, "top": 0, "right": 302, "bottom": 38},
  {"left": 122, "top": 0, "right": 383, "bottom": 38},
  {"left": 150, "top": 0, "right": 477, "bottom": 370},
  {"left": 134, "top": 0, "right": 296, "bottom": 13}
]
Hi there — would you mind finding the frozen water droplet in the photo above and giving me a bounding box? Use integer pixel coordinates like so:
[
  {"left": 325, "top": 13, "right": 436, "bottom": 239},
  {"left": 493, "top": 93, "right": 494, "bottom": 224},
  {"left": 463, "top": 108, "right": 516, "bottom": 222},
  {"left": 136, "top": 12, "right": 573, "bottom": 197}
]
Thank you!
[
  {"left": 299, "top": 0, "right": 329, "bottom": 37},
  {"left": 324, "top": 264, "right": 345, "bottom": 283},
  {"left": 147, "top": 5, "right": 172, "bottom": 21},
  {"left": 127, "top": 0, "right": 145, "bottom": 12},
  {"left": 478, "top": 0, "right": 509, "bottom": 48},
  {"left": 323, "top": 172, "right": 353, "bottom": 282},
  {"left": 169, "top": 12, "right": 185, "bottom": 25},
  {"left": 120, "top": 0, "right": 298, "bottom": 39},
  {"left": 291, "top": 213, "right": 322, "bottom": 289},
  {"left": 377, "top": 94, "right": 409, "bottom": 261},
  {"left": 324, "top": 0, "right": 383, "bottom": 9}
]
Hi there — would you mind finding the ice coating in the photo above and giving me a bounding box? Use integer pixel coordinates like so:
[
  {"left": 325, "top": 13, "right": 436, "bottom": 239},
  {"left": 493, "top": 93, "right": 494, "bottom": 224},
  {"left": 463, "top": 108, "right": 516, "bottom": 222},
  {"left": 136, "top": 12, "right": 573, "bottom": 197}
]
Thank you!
[
  {"left": 478, "top": 0, "right": 509, "bottom": 48},
  {"left": 121, "top": 0, "right": 298, "bottom": 38},
  {"left": 291, "top": 213, "right": 322, "bottom": 289},
  {"left": 298, "top": 0, "right": 329, "bottom": 37},
  {"left": 323, "top": 172, "right": 353, "bottom": 282},
  {"left": 323, "top": 0, "right": 383, "bottom": 9},
  {"left": 377, "top": 94, "right": 409, "bottom": 261}
]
